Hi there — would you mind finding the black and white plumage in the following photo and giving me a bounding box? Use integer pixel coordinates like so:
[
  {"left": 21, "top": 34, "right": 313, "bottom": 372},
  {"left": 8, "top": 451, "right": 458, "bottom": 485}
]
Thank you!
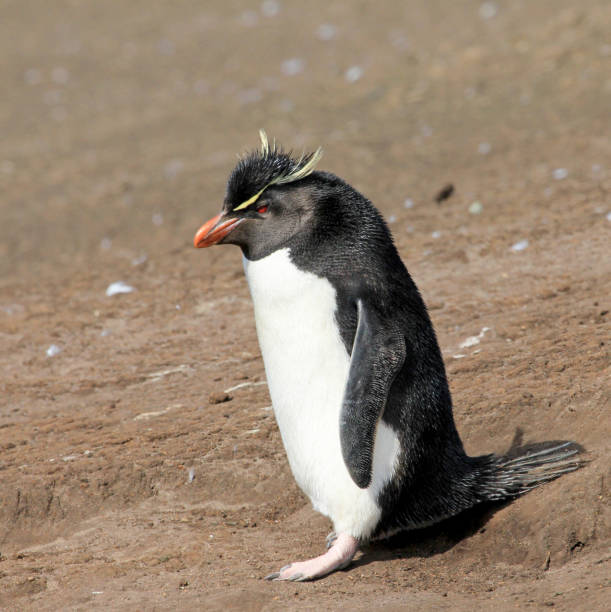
[{"left": 193, "top": 133, "right": 581, "bottom": 581}]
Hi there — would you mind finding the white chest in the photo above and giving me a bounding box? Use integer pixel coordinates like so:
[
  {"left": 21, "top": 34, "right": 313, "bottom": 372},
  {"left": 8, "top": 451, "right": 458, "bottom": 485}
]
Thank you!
[{"left": 242, "top": 248, "right": 399, "bottom": 539}]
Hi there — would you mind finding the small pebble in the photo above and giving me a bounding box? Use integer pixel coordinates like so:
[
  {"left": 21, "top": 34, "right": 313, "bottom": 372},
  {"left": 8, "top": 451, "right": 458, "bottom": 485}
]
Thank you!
[
  {"left": 511, "top": 239, "right": 529, "bottom": 252},
  {"left": 552, "top": 168, "right": 568, "bottom": 180},
  {"left": 46, "top": 344, "right": 61, "bottom": 357},
  {"left": 281, "top": 58, "right": 305, "bottom": 76},
  {"left": 431, "top": 230, "right": 441, "bottom": 239},
  {"left": 152, "top": 213, "right": 163, "bottom": 226},
  {"left": 106, "top": 281, "right": 135, "bottom": 296},
  {"left": 316, "top": 24, "right": 336, "bottom": 41},
  {"left": 606, "top": 212, "right": 611, "bottom": 222},
  {"left": 100, "top": 237, "right": 112, "bottom": 250},
  {"left": 132, "top": 254, "right": 147, "bottom": 266},
  {"left": 469, "top": 201, "right": 483, "bottom": 214},
  {"left": 345, "top": 66, "right": 363, "bottom": 83},
  {"left": 435, "top": 184, "right": 454, "bottom": 203},
  {"left": 477, "top": 142, "right": 491, "bottom": 155},
  {"left": 388, "top": 215, "right": 397, "bottom": 224},
  {"left": 404, "top": 198, "right": 414, "bottom": 209},
  {"left": 460, "top": 336, "right": 480, "bottom": 349},
  {"left": 261, "top": 0, "right": 280, "bottom": 16},
  {"left": 209, "top": 391, "right": 232, "bottom": 405},
  {"left": 479, "top": 2, "right": 498, "bottom": 20}
]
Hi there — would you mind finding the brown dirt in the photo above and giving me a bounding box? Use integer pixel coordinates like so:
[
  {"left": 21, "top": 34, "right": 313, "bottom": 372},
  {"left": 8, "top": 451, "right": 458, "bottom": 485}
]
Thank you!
[{"left": 1, "top": 1, "right": 609, "bottom": 610}]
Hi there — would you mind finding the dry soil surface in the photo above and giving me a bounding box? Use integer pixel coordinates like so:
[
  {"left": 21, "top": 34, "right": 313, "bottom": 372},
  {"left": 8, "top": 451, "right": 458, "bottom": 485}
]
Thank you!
[{"left": 1, "top": 1, "right": 610, "bottom": 610}]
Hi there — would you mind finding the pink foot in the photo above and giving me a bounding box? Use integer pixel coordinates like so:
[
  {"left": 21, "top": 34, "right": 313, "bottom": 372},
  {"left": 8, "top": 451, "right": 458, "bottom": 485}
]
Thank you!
[{"left": 265, "top": 533, "right": 359, "bottom": 582}]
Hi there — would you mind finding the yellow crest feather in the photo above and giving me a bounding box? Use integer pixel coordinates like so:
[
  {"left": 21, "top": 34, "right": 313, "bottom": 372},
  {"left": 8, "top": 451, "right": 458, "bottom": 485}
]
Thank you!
[
  {"left": 232, "top": 186, "right": 267, "bottom": 211},
  {"left": 259, "top": 129, "right": 269, "bottom": 155},
  {"left": 271, "top": 147, "right": 323, "bottom": 186}
]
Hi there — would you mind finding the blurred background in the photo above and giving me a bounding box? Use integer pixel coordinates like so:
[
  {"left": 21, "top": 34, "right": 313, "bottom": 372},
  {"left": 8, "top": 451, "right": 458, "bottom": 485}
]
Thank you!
[{"left": 1, "top": 0, "right": 609, "bottom": 278}]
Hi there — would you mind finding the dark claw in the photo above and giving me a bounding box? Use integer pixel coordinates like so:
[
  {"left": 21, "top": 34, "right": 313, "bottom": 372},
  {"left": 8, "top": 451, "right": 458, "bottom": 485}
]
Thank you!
[
  {"left": 264, "top": 572, "right": 280, "bottom": 581},
  {"left": 288, "top": 572, "right": 304, "bottom": 582},
  {"left": 280, "top": 564, "right": 292, "bottom": 572}
]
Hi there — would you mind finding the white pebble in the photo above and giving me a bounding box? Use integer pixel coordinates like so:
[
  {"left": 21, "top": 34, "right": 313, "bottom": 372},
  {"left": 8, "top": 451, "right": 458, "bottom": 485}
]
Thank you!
[
  {"left": 344, "top": 66, "right": 363, "bottom": 83},
  {"left": 100, "top": 329, "right": 111, "bottom": 337},
  {"left": 552, "top": 168, "right": 568, "bottom": 180},
  {"left": 431, "top": 230, "right": 441, "bottom": 239},
  {"left": 511, "top": 239, "right": 529, "bottom": 252},
  {"left": 132, "top": 254, "right": 147, "bottom": 266},
  {"left": 388, "top": 215, "right": 397, "bottom": 224},
  {"left": 316, "top": 24, "right": 336, "bottom": 41},
  {"left": 606, "top": 212, "right": 611, "bottom": 222},
  {"left": 403, "top": 198, "right": 414, "bottom": 209},
  {"left": 479, "top": 2, "right": 498, "bottom": 19},
  {"left": 100, "top": 237, "right": 112, "bottom": 250},
  {"left": 281, "top": 58, "right": 305, "bottom": 76},
  {"left": 477, "top": 142, "right": 491, "bottom": 155},
  {"left": 188, "top": 468, "right": 195, "bottom": 483},
  {"left": 46, "top": 344, "right": 61, "bottom": 357},
  {"left": 106, "top": 281, "right": 135, "bottom": 297},
  {"left": 468, "top": 201, "right": 483, "bottom": 214},
  {"left": 261, "top": 0, "right": 280, "bottom": 17},
  {"left": 460, "top": 336, "right": 480, "bottom": 348},
  {"left": 62, "top": 455, "right": 77, "bottom": 462},
  {"left": 152, "top": 213, "right": 163, "bottom": 226}
]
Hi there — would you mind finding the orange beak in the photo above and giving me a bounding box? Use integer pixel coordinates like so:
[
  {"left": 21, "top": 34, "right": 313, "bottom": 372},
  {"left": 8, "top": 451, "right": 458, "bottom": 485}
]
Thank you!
[{"left": 193, "top": 213, "right": 243, "bottom": 248}]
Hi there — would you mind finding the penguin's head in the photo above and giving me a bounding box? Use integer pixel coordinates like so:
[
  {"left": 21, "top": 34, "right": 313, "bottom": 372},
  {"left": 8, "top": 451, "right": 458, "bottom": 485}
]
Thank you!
[{"left": 194, "top": 131, "right": 327, "bottom": 260}]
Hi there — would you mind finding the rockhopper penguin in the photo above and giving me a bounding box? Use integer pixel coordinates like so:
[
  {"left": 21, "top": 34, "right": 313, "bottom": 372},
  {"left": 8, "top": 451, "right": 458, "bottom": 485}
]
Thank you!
[{"left": 193, "top": 132, "right": 581, "bottom": 582}]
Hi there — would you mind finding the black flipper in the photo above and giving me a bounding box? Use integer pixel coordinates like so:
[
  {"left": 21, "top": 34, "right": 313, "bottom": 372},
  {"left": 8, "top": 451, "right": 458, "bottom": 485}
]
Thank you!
[{"left": 340, "top": 299, "right": 406, "bottom": 489}]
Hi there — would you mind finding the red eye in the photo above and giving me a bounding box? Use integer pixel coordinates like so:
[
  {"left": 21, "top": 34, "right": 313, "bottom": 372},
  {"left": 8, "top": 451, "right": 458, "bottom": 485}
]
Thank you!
[{"left": 257, "top": 205, "right": 268, "bottom": 214}]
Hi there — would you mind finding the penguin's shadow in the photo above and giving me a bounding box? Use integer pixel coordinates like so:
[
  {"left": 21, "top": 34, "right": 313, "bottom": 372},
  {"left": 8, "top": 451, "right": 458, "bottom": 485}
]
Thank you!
[
  {"left": 352, "top": 429, "right": 585, "bottom": 569},
  {"left": 354, "top": 500, "right": 504, "bottom": 569}
]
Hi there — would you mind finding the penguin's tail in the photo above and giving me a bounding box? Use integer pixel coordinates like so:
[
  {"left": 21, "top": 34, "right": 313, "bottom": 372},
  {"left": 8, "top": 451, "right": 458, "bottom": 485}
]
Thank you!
[{"left": 475, "top": 441, "right": 584, "bottom": 502}]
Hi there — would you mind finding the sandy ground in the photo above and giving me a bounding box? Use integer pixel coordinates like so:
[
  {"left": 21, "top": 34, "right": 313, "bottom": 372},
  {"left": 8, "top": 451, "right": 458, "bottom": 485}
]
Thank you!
[{"left": 1, "top": 1, "right": 610, "bottom": 610}]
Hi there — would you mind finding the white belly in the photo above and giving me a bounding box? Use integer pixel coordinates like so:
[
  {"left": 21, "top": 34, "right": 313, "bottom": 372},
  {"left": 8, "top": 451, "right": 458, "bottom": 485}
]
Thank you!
[{"left": 243, "top": 248, "right": 400, "bottom": 539}]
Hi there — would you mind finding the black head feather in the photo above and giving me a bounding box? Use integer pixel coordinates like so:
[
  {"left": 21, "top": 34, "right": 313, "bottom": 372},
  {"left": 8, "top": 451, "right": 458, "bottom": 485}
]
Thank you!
[{"left": 225, "top": 132, "right": 322, "bottom": 211}]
